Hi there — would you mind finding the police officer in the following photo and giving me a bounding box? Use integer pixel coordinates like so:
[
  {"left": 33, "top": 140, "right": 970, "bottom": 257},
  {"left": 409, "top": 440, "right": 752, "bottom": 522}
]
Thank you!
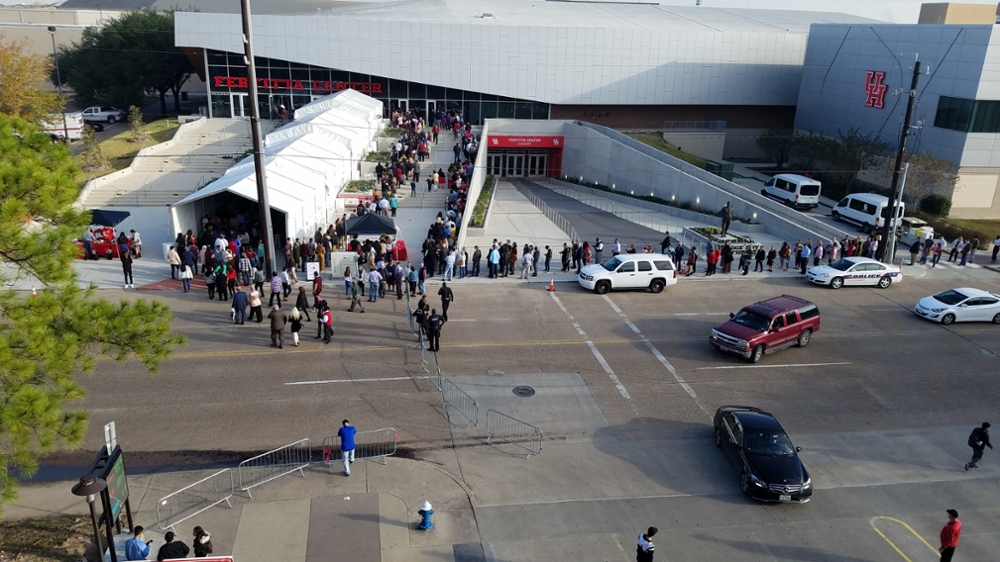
[
  {"left": 438, "top": 282, "right": 454, "bottom": 321},
  {"left": 425, "top": 309, "right": 444, "bottom": 352}
]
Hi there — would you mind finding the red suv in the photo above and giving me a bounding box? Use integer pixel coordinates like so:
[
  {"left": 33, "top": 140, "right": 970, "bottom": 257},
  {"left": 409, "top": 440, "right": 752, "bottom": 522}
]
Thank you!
[{"left": 709, "top": 295, "right": 821, "bottom": 363}]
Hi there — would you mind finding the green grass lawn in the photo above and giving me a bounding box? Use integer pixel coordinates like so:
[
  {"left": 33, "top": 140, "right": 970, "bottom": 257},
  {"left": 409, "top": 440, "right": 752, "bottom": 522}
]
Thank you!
[
  {"left": 625, "top": 132, "right": 709, "bottom": 169},
  {"left": 946, "top": 218, "right": 1000, "bottom": 238},
  {"left": 74, "top": 118, "right": 179, "bottom": 183}
]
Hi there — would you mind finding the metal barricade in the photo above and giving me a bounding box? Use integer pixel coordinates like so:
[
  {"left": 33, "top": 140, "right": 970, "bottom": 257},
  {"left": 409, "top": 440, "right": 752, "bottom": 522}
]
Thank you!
[
  {"left": 155, "top": 469, "right": 234, "bottom": 531},
  {"left": 442, "top": 378, "right": 479, "bottom": 427},
  {"left": 419, "top": 331, "right": 442, "bottom": 390},
  {"left": 321, "top": 427, "right": 398, "bottom": 473},
  {"left": 405, "top": 290, "right": 417, "bottom": 336},
  {"left": 238, "top": 439, "right": 311, "bottom": 498},
  {"left": 485, "top": 409, "right": 543, "bottom": 459}
]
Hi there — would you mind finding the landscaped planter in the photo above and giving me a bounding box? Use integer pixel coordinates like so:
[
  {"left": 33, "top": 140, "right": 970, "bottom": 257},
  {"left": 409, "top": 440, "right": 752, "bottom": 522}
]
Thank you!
[{"left": 683, "top": 226, "right": 761, "bottom": 255}]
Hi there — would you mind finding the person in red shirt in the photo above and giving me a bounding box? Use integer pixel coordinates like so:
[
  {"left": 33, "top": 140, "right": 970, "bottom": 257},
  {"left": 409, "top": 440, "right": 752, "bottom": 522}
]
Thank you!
[{"left": 939, "top": 509, "right": 962, "bottom": 562}]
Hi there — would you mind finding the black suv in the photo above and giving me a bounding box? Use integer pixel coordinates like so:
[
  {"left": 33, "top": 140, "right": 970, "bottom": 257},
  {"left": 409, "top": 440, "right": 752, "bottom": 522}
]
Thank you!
[{"left": 713, "top": 405, "right": 812, "bottom": 503}]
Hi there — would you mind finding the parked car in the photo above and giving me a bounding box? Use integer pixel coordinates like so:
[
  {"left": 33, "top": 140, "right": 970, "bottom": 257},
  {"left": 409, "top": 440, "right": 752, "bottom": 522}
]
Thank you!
[
  {"left": 760, "top": 174, "right": 821, "bottom": 209},
  {"left": 82, "top": 106, "right": 125, "bottom": 124},
  {"left": 83, "top": 120, "right": 106, "bottom": 132},
  {"left": 831, "top": 193, "right": 905, "bottom": 235},
  {"left": 806, "top": 257, "right": 902, "bottom": 290},
  {"left": 713, "top": 405, "right": 812, "bottom": 503},
  {"left": 578, "top": 254, "right": 677, "bottom": 294},
  {"left": 914, "top": 288, "right": 1000, "bottom": 325},
  {"left": 710, "top": 295, "right": 820, "bottom": 363}
]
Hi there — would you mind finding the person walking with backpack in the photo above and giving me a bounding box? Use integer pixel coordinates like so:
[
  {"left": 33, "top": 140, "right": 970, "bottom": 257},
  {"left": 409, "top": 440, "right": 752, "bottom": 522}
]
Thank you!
[{"left": 965, "top": 422, "right": 992, "bottom": 470}]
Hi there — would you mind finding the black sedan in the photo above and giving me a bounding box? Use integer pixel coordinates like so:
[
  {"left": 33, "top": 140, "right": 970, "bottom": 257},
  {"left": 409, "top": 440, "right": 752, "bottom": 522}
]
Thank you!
[{"left": 713, "top": 405, "right": 812, "bottom": 503}]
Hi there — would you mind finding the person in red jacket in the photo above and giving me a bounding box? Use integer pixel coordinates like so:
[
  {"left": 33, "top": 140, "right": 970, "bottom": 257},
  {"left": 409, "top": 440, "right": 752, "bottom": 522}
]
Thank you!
[{"left": 939, "top": 509, "right": 962, "bottom": 562}]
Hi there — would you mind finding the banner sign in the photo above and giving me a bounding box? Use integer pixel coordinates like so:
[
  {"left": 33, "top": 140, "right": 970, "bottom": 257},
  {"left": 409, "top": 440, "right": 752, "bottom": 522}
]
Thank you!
[{"left": 488, "top": 135, "right": 564, "bottom": 148}]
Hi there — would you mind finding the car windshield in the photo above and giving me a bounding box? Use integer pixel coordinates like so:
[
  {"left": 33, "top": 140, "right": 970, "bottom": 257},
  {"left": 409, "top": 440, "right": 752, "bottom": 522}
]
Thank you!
[
  {"left": 743, "top": 431, "right": 796, "bottom": 456},
  {"left": 601, "top": 257, "right": 623, "bottom": 271},
  {"left": 827, "top": 258, "right": 854, "bottom": 271},
  {"left": 731, "top": 309, "right": 771, "bottom": 332},
  {"left": 933, "top": 289, "right": 968, "bottom": 306}
]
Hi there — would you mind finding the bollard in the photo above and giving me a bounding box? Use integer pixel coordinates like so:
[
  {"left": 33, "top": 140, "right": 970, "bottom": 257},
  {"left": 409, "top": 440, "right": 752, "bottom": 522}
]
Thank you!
[{"left": 416, "top": 500, "right": 434, "bottom": 531}]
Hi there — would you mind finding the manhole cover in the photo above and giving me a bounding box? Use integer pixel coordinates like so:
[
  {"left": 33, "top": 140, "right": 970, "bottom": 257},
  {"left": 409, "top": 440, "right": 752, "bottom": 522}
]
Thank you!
[{"left": 512, "top": 386, "right": 535, "bottom": 397}]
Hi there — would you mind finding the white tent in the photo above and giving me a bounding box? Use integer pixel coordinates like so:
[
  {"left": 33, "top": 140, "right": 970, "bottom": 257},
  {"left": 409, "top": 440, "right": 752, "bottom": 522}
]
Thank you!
[{"left": 170, "top": 90, "right": 383, "bottom": 244}]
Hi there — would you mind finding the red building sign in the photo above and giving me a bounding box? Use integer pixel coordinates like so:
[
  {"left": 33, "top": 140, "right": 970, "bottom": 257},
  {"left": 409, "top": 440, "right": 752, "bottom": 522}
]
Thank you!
[
  {"left": 864, "top": 70, "right": 887, "bottom": 109},
  {"left": 488, "top": 135, "right": 564, "bottom": 148},
  {"left": 213, "top": 75, "right": 383, "bottom": 94}
]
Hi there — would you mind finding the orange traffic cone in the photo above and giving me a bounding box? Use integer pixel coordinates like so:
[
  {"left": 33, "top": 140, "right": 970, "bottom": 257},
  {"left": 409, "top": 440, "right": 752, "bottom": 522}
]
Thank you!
[
  {"left": 679, "top": 266, "right": 686, "bottom": 276},
  {"left": 31, "top": 285, "right": 37, "bottom": 298},
  {"left": 547, "top": 278, "right": 555, "bottom": 292}
]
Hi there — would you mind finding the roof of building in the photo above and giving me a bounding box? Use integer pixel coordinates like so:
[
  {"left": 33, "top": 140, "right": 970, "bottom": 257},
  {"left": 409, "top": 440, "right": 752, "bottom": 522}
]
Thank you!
[{"left": 160, "top": 0, "right": 880, "bottom": 29}]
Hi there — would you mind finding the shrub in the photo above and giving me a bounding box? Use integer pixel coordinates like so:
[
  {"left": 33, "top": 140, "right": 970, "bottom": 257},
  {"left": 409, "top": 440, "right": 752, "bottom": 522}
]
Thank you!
[
  {"left": 470, "top": 175, "right": 496, "bottom": 227},
  {"left": 919, "top": 194, "right": 952, "bottom": 217},
  {"left": 344, "top": 179, "right": 376, "bottom": 193},
  {"left": 364, "top": 151, "right": 391, "bottom": 162}
]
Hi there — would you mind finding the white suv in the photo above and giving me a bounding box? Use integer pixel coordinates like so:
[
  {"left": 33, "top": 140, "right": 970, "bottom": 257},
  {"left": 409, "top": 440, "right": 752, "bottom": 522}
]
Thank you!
[{"left": 578, "top": 254, "right": 677, "bottom": 294}]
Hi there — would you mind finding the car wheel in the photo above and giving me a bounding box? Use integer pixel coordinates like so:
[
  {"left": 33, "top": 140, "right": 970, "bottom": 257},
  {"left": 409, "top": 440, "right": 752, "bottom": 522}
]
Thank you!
[
  {"left": 750, "top": 344, "right": 764, "bottom": 364},
  {"left": 993, "top": 313, "right": 1000, "bottom": 324},
  {"left": 595, "top": 280, "right": 610, "bottom": 295},
  {"left": 877, "top": 276, "right": 892, "bottom": 289},
  {"left": 650, "top": 279, "right": 665, "bottom": 293},
  {"left": 942, "top": 313, "right": 956, "bottom": 326},
  {"left": 108, "top": 116, "right": 116, "bottom": 124},
  {"left": 831, "top": 211, "right": 841, "bottom": 222},
  {"left": 761, "top": 188, "right": 768, "bottom": 197},
  {"left": 739, "top": 473, "right": 751, "bottom": 495},
  {"left": 798, "top": 329, "right": 811, "bottom": 347},
  {"left": 830, "top": 277, "right": 844, "bottom": 290},
  {"left": 862, "top": 223, "right": 872, "bottom": 234},
  {"left": 714, "top": 427, "right": 723, "bottom": 449}
]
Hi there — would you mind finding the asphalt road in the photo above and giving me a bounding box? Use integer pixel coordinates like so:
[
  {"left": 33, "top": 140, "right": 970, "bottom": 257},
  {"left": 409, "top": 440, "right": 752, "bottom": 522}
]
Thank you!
[{"left": 66, "top": 269, "right": 1000, "bottom": 561}]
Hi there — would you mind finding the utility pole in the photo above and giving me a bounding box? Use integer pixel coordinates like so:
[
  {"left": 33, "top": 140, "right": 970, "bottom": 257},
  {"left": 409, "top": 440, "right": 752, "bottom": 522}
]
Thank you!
[
  {"left": 240, "top": 0, "right": 277, "bottom": 275},
  {"left": 877, "top": 59, "right": 921, "bottom": 263},
  {"left": 48, "top": 26, "right": 69, "bottom": 141}
]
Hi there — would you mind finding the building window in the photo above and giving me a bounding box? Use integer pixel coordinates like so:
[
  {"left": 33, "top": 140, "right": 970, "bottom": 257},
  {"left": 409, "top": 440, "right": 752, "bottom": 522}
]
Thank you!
[{"left": 934, "top": 96, "right": 1000, "bottom": 133}]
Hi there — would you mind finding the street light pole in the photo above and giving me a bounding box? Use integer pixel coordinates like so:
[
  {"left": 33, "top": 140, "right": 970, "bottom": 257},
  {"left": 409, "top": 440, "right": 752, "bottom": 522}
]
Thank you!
[
  {"left": 240, "top": 0, "right": 277, "bottom": 276},
  {"left": 47, "top": 26, "right": 69, "bottom": 141}
]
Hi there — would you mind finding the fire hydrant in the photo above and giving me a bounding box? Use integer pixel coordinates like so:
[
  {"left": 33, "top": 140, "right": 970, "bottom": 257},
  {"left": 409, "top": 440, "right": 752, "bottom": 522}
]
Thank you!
[{"left": 417, "top": 500, "right": 434, "bottom": 531}]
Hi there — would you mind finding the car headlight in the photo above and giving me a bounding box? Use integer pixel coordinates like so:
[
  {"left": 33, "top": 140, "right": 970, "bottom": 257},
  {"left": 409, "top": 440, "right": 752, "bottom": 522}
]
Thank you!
[
  {"left": 802, "top": 477, "right": 812, "bottom": 489},
  {"left": 751, "top": 475, "right": 766, "bottom": 488},
  {"left": 928, "top": 308, "right": 945, "bottom": 313},
  {"left": 815, "top": 272, "right": 830, "bottom": 278}
]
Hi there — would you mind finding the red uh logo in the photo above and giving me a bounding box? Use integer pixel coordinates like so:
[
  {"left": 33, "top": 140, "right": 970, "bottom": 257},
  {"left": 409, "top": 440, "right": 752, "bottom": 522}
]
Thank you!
[{"left": 865, "top": 70, "right": 887, "bottom": 109}]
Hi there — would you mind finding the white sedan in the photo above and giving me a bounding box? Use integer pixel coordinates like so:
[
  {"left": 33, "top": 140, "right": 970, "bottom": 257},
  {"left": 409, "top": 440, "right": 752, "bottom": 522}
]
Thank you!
[
  {"left": 806, "top": 257, "right": 902, "bottom": 289},
  {"left": 914, "top": 288, "right": 1000, "bottom": 325}
]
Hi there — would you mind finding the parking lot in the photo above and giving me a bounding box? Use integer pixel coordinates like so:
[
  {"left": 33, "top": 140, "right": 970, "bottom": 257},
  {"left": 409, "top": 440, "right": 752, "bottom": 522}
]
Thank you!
[{"left": 67, "top": 267, "right": 1000, "bottom": 561}]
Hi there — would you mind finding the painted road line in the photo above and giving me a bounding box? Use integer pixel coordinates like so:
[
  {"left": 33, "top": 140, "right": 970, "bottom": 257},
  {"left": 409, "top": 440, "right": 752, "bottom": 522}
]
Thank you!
[
  {"left": 696, "top": 362, "right": 851, "bottom": 370},
  {"left": 870, "top": 516, "right": 940, "bottom": 562},
  {"left": 286, "top": 376, "right": 417, "bottom": 386},
  {"left": 602, "top": 295, "right": 705, "bottom": 411},
  {"left": 550, "top": 292, "right": 631, "bottom": 400}
]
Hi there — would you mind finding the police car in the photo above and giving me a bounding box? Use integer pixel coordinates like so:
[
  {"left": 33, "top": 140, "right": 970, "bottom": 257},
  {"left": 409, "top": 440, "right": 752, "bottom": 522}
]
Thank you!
[{"left": 806, "top": 256, "right": 901, "bottom": 289}]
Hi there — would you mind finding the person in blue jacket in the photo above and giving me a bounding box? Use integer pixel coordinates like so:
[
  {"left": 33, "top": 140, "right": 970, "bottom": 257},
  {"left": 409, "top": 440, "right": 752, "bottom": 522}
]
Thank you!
[
  {"left": 125, "top": 526, "right": 153, "bottom": 561},
  {"left": 338, "top": 419, "right": 357, "bottom": 476}
]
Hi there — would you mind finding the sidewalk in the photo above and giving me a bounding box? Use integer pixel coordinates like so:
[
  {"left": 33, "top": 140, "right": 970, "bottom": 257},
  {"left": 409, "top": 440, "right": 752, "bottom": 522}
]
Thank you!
[{"left": 5, "top": 451, "right": 478, "bottom": 562}]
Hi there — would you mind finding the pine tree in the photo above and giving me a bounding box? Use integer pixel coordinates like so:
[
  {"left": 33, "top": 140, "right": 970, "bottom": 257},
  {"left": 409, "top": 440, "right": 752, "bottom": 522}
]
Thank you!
[{"left": 0, "top": 114, "right": 185, "bottom": 512}]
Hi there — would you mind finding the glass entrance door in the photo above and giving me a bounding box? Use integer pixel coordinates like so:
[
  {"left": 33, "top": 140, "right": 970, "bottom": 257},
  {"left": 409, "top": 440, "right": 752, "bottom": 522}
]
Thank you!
[
  {"left": 504, "top": 154, "right": 524, "bottom": 177},
  {"left": 488, "top": 153, "right": 502, "bottom": 176},
  {"left": 527, "top": 154, "right": 547, "bottom": 177},
  {"left": 231, "top": 94, "right": 249, "bottom": 118}
]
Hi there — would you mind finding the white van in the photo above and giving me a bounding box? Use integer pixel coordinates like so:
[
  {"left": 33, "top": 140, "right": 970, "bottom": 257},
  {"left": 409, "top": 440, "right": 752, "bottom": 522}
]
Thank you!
[
  {"left": 760, "top": 174, "right": 822, "bottom": 209},
  {"left": 832, "top": 193, "right": 905, "bottom": 235},
  {"left": 578, "top": 254, "right": 677, "bottom": 294},
  {"left": 42, "top": 112, "right": 85, "bottom": 141}
]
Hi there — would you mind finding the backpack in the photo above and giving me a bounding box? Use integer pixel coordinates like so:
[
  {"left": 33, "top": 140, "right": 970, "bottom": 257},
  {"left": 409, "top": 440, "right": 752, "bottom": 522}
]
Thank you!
[{"left": 969, "top": 429, "right": 984, "bottom": 448}]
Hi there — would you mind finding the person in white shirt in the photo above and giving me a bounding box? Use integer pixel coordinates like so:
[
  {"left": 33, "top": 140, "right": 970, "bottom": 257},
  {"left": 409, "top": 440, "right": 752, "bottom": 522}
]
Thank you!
[
  {"left": 992, "top": 236, "right": 1000, "bottom": 264},
  {"left": 613, "top": 239, "right": 622, "bottom": 256},
  {"left": 444, "top": 251, "right": 456, "bottom": 281},
  {"left": 520, "top": 250, "right": 534, "bottom": 279},
  {"left": 130, "top": 229, "right": 142, "bottom": 258},
  {"left": 636, "top": 527, "right": 657, "bottom": 562},
  {"left": 366, "top": 268, "right": 383, "bottom": 303}
]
